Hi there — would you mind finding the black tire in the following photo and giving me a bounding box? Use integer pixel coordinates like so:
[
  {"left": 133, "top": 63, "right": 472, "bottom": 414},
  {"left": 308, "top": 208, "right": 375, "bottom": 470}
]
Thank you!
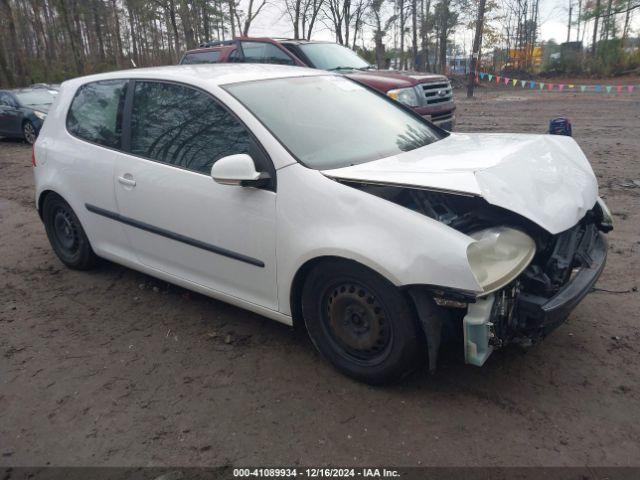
[
  {"left": 301, "top": 259, "right": 425, "bottom": 384},
  {"left": 42, "top": 193, "right": 98, "bottom": 270},
  {"left": 23, "top": 120, "right": 37, "bottom": 145}
]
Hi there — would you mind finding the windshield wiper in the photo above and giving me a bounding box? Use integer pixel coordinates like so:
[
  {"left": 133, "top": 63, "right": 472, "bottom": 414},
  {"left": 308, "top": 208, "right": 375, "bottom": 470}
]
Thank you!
[
  {"left": 328, "top": 66, "right": 356, "bottom": 71},
  {"left": 357, "top": 65, "right": 377, "bottom": 70}
]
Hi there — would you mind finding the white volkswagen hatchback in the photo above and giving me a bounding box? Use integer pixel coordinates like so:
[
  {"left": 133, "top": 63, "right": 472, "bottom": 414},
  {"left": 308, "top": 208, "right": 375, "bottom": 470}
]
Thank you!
[{"left": 34, "top": 64, "right": 612, "bottom": 384}]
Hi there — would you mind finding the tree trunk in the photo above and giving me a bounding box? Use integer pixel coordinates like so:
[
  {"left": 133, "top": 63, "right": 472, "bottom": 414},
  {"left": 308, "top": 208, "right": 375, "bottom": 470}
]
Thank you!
[
  {"left": 422, "top": 0, "right": 431, "bottom": 70},
  {"left": 180, "top": 0, "right": 196, "bottom": 49},
  {"left": 411, "top": 0, "right": 418, "bottom": 70},
  {"left": 566, "top": 1, "right": 571, "bottom": 43},
  {"left": 30, "top": 0, "right": 50, "bottom": 78},
  {"left": 294, "top": 0, "right": 301, "bottom": 38},
  {"left": 576, "top": 0, "right": 582, "bottom": 41},
  {"left": 399, "top": 0, "right": 405, "bottom": 69},
  {"left": 622, "top": 0, "right": 632, "bottom": 42},
  {"left": 93, "top": 0, "right": 105, "bottom": 62},
  {"left": 126, "top": 0, "right": 139, "bottom": 65},
  {"left": 109, "top": 0, "right": 124, "bottom": 67},
  {"left": 438, "top": 0, "right": 449, "bottom": 74},
  {"left": 467, "top": 0, "right": 486, "bottom": 97},
  {"left": 306, "top": 0, "right": 321, "bottom": 39},
  {"left": 166, "top": 0, "right": 181, "bottom": 60},
  {"left": 0, "top": 36, "right": 15, "bottom": 86},
  {"left": 0, "top": 0, "right": 26, "bottom": 84},
  {"left": 591, "top": 0, "right": 600, "bottom": 55},
  {"left": 202, "top": 3, "right": 210, "bottom": 41},
  {"left": 58, "top": 0, "right": 85, "bottom": 74}
]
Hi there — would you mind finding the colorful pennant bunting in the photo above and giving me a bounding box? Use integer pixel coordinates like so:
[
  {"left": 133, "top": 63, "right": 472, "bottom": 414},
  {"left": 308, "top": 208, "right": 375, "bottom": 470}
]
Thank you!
[{"left": 474, "top": 71, "right": 638, "bottom": 95}]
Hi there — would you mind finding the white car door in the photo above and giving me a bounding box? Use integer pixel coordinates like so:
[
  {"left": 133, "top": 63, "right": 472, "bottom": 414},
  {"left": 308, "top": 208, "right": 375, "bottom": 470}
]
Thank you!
[{"left": 111, "top": 80, "right": 278, "bottom": 310}]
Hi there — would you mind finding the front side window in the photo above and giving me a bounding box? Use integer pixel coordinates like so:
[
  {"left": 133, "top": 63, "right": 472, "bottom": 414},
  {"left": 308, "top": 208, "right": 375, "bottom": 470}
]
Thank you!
[
  {"left": 130, "top": 81, "right": 252, "bottom": 175},
  {"left": 225, "top": 75, "right": 444, "bottom": 170},
  {"left": 67, "top": 80, "right": 127, "bottom": 148},
  {"left": 231, "top": 42, "right": 295, "bottom": 66},
  {"left": 181, "top": 51, "right": 221, "bottom": 64}
]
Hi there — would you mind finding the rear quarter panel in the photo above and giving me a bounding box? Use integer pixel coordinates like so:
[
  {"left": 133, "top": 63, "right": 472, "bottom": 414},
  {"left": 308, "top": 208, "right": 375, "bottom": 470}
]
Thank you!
[{"left": 33, "top": 80, "right": 134, "bottom": 262}]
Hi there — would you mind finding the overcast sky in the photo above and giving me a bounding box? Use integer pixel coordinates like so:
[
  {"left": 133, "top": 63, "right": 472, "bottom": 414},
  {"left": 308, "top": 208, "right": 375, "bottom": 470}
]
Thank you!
[{"left": 243, "top": 0, "right": 639, "bottom": 51}]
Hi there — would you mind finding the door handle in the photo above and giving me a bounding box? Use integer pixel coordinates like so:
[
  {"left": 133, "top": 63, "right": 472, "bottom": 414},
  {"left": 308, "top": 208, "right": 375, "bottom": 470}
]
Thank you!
[{"left": 118, "top": 176, "right": 136, "bottom": 187}]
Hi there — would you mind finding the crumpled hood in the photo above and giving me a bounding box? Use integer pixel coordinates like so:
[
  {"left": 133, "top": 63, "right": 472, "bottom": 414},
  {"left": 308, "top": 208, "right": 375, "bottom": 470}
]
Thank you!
[{"left": 322, "top": 133, "right": 599, "bottom": 235}]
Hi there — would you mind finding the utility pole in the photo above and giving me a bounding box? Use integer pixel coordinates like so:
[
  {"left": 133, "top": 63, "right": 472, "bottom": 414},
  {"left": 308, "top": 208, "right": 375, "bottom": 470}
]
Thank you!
[{"left": 467, "top": 0, "right": 487, "bottom": 97}]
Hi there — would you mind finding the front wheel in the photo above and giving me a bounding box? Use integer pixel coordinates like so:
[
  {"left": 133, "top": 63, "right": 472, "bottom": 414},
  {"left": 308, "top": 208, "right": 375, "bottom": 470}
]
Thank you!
[
  {"left": 42, "top": 194, "right": 98, "bottom": 270},
  {"left": 301, "top": 260, "right": 425, "bottom": 384},
  {"left": 23, "top": 121, "right": 37, "bottom": 145}
]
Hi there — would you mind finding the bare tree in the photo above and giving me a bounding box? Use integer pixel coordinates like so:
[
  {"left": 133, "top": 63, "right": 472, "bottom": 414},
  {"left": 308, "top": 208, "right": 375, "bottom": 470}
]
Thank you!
[
  {"left": 233, "top": 0, "right": 269, "bottom": 35},
  {"left": 285, "top": 0, "right": 324, "bottom": 37},
  {"left": 369, "top": 0, "right": 397, "bottom": 67},
  {"left": 0, "top": 0, "right": 26, "bottom": 83},
  {"left": 467, "top": 0, "right": 486, "bottom": 97}
]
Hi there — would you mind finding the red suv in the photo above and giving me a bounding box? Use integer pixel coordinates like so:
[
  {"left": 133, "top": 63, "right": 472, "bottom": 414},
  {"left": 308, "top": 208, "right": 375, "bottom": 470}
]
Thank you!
[{"left": 180, "top": 38, "right": 456, "bottom": 130}]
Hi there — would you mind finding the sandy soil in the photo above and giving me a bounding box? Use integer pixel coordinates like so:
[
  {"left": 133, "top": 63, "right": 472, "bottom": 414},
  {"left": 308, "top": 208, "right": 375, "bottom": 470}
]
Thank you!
[{"left": 1, "top": 87, "right": 639, "bottom": 468}]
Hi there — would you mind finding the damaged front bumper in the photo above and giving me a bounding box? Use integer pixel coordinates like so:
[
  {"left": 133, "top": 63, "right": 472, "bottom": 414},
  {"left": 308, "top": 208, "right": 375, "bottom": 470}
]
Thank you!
[
  {"left": 518, "top": 231, "right": 607, "bottom": 337},
  {"left": 463, "top": 225, "right": 608, "bottom": 366}
]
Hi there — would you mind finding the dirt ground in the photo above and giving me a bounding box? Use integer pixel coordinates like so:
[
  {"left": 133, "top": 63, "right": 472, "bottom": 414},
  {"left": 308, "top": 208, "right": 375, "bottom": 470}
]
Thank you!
[{"left": 1, "top": 85, "right": 639, "bottom": 468}]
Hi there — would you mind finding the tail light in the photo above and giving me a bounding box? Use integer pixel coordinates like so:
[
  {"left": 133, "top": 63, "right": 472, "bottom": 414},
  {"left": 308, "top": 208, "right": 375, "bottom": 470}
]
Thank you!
[{"left": 32, "top": 145, "right": 36, "bottom": 167}]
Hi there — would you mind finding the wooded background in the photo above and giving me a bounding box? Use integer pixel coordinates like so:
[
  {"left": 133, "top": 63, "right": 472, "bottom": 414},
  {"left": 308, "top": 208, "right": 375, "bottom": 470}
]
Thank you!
[{"left": 0, "top": 0, "right": 638, "bottom": 88}]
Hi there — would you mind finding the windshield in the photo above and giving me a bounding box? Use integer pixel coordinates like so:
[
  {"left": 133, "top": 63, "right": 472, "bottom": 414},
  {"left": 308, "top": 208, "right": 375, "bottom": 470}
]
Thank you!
[
  {"left": 225, "top": 75, "right": 444, "bottom": 170},
  {"left": 298, "top": 43, "right": 370, "bottom": 70},
  {"left": 15, "top": 90, "right": 55, "bottom": 107}
]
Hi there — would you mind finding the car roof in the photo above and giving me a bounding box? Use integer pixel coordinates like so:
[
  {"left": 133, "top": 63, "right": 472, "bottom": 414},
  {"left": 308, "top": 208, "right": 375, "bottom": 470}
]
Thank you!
[
  {"left": 188, "top": 38, "right": 336, "bottom": 52},
  {"left": 279, "top": 39, "right": 335, "bottom": 45},
  {"left": 63, "top": 63, "right": 326, "bottom": 89}
]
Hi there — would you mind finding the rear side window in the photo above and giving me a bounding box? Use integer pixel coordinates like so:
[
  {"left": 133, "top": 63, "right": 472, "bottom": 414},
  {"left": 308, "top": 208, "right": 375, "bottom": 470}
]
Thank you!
[
  {"left": 67, "top": 80, "right": 127, "bottom": 148},
  {"left": 181, "top": 51, "right": 221, "bottom": 64},
  {"left": 129, "top": 81, "right": 252, "bottom": 175},
  {"left": 230, "top": 42, "right": 295, "bottom": 65}
]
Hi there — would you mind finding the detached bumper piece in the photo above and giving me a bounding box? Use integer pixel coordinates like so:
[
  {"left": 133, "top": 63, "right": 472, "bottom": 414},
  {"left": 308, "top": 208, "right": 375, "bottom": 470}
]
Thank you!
[{"left": 463, "top": 221, "right": 608, "bottom": 366}]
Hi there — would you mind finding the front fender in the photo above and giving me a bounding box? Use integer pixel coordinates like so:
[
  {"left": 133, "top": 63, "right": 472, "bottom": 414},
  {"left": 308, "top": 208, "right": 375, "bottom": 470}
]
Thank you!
[{"left": 276, "top": 164, "right": 482, "bottom": 315}]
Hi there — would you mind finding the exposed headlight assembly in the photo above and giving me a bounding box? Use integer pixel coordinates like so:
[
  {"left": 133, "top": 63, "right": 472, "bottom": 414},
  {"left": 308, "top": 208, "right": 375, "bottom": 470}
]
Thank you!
[
  {"left": 467, "top": 227, "right": 536, "bottom": 295},
  {"left": 387, "top": 87, "right": 420, "bottom": 107},
  {"left": 34, "top": 111, "right": 47, "bottom": 120},
  {"left": 595, "top": 196, "right": 613, "bottom": 232}
]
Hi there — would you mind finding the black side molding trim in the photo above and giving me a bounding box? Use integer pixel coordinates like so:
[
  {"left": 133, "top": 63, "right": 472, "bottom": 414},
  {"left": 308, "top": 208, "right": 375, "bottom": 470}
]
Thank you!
[{"left": 85, "top": 204, "right": 265, "bottom": 268}]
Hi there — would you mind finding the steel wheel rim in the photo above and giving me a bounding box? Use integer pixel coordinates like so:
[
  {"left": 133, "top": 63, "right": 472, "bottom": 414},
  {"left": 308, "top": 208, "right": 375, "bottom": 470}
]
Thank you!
[
  {"left": 321, "top": 281, "right": 393, "bottom": 364},
  {"left": 52, "top": 207, "right": 79, "bottom": 255},
  {"left": 24, "top": 123, "right": 37, "bottom": 144}
]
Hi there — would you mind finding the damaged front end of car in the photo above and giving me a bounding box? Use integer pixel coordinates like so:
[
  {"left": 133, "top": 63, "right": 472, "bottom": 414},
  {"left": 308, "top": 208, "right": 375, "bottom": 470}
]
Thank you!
[{"left": 339, "top": 181, "right": 613, "bottom": 370}]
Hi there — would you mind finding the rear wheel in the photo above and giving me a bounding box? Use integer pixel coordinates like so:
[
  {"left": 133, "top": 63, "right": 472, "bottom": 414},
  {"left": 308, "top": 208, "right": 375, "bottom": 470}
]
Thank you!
[
  {"left": 302, "top": 259, "right": 424, "bottom": 384},
  {"left": 23, "top": 121, "right": 37, "bottom": 145},
  {"left": 42, "top": 194, "right": 98, "bottom": 270}
]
